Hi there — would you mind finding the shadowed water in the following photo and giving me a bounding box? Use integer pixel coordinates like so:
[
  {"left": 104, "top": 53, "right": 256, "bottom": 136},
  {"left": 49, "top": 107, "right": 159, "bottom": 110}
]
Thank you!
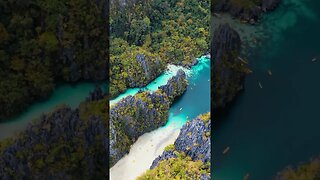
[
  {"left": 214, "top": 0, "right": 320, "bottom": 179},
  {"left": 0, "top": 83, "right": 105, "bottom": 140}
]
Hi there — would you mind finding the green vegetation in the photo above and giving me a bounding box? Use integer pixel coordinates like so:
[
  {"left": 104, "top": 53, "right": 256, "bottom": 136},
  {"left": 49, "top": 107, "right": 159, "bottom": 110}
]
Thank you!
[
  {"left": 164, "top": 144, "right": 176, "bottom": 151},
  {"left": 79, "top": 98, "right": 108, "bottom": 121},
  {"left": 199, "top": 112, "right": 211, "bottom": 124},
  {"left": 275, "top": 158, "right": 320, "bottom": 180},
  {"left": 138, "top": 112, "right": 211, "bottom": 179},
  {"left": 137, "top": 151, "right": 210, "bottom": 180},
  {"left": 0, "top": 0, "right": 107, "bottom": 121},
  {"left": 110, "top": 0, "right": 209, "bottom": 97},
  {"left": 0, "top": 98, "right": 108, "bottom": 178},
  {"left": 109, "top": 90, "right": 171, "bottom": 166}
]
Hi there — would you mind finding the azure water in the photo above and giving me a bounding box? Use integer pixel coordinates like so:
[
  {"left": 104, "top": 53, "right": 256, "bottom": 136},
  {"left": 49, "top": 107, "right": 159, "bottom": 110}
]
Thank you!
[{"left": 110, "top": 55, "right": 210, "bottom": 179}]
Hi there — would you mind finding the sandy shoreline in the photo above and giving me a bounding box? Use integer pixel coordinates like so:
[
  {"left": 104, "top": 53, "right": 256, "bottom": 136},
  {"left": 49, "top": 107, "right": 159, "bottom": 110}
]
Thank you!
[{"left": 110, "top": 125, "right": 180, "bottom": 180}]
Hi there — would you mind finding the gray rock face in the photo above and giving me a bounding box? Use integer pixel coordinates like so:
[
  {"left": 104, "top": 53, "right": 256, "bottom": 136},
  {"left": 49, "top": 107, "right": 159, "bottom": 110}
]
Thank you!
[
  {"left": 150, "top": 115, "right": 211, "bottom": 170},
  {"left": 109, "top": 71, "right": 188, "bottom": 166},
  {"left": 262, "top": 0, "right": 281, "bottom": 11},
  {"left": 212, "top": 23, "right": 246, "bottom": 110},
  {"left": 213, "top": 0, "right": 281, "bottom": 24},
  {"left": 159, "top": 69, "right": 188, "bottom": 101},
  {"left": 125, "top": 54, "right": 164, "bottom": 88},
  {"left": 212, "top": 24, "right": 241, "bottom": 65},
  {"left": 0, "top": 106, "right": 107, "bottom": 179},
  {"left": 174, "top": 118, "right": 211, "bottom": 163}
]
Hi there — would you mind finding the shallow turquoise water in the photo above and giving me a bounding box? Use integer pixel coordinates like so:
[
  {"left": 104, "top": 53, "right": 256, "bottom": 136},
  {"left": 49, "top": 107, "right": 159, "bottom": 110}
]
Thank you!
[
  {"left": 110, "top": 64, "right": 190, "bottom": 106},
  {"left": 214, "top": 0, "right": 320, "bottom": 179},
  {"left": 110, "top": 56, "right": 210, "bottom": 129},
  {"left": 0, "top": 83, "right": 100, "bottom": 140},
  {"left": 165, "top": 56, "right": 211, "bottom": 129}
]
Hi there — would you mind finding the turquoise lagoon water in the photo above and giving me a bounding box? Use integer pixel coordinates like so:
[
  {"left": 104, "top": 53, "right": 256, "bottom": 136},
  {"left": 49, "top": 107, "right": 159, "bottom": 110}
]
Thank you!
[
  {"left": 110, "top": 56, "right": 210, "bottom": 179},
  {"left": 0, "top": 83, "right": 104, "bottom": 140},
  {"left": 110, "top": 55, "right": 211, "bottom": 129},
  {"left": 214, "top": 0, "right": 320, "bottom": 179}
]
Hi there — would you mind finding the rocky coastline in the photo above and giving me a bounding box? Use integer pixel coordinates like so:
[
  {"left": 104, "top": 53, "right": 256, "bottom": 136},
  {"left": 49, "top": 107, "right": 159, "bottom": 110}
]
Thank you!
[
  {"left": 212, "top": 23, "right": 248, "bottom": 111},
  {"left": 138, "top": 113, "right": 211, "bottom": 179},
  {"left": 109, "top": 70, "right": 188, "bottom": 166},
  {"left": 213, "top": 0, "right": 281, "bottom": 24}
]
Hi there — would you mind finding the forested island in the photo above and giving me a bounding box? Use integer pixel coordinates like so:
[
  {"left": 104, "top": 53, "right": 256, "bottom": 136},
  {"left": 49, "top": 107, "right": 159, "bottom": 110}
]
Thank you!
[
  {"left": 0, "top": 0, "right": 107, "bottom": 121},
  {"left": 110, "top": 0, "right": 209, "bottom": 97}
]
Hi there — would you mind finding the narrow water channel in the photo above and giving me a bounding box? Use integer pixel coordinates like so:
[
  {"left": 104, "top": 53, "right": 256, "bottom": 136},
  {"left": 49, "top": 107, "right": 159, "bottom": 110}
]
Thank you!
[{"left": 110, "top": 56, "right": 210, "bottom": 180}]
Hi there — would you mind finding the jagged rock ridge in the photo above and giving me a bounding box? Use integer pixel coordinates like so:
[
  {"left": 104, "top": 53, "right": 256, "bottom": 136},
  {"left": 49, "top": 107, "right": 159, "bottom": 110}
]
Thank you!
[
  {"left": 212, "top": 23, "right": 247, "bottom": 110},
  {"left": 109, "top": 70, "right": 188, "bottom": 166}
]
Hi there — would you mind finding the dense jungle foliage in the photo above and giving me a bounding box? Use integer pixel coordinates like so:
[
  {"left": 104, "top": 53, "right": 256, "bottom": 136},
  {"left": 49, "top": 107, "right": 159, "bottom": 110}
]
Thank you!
[
  {"left": 109, "top": 90, "right": 170, "bottom": 166},
  {"left": 137, "top": 151, "right": 210, "bottom": 180},
  {"left": 0, "top": 0, "right": 107, "bottom": 121},
  {"left": 0, "top": 94, "right": 108, "bottom": 179},
  {"left": 138, "top": 113, "right": 211, "bottom": 179},
  {"left": 275, "top": 158, "right": 320, "bottom": 180},
  {"left": 110, "top": 0, "right": 209, "bottom": 98}
]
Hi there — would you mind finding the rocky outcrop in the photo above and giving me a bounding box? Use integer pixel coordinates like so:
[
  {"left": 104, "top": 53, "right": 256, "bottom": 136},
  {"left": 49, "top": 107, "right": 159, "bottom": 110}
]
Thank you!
[
  {"left": 128, "top": 54, "right": 164, "bottom": 87},
  {"left": 159, "top": 69, "right": 188, "bottom": 101},
  {"left": 109, "top": 71, "right": 188, "bottom": 166},
  {"left": 0, "top": 106, "right": 108, "bottom": 179},
  {"left": 151, "top": 113, "right": 211, "bottom": 169},
  {"left": 175, "top": 58, "right": 199, "bottom": 69},
  {"left": 146, "top": 113, "right": 211, "bottom": 179},
  {"left": 212, "top": 24, "right": 247, "bottom": 110},
  {"left": 213, "top": 0, "right": 281, "bottom": 24},
  {"left": 262, "top": 0, "right": 281, "bottom": 11}
]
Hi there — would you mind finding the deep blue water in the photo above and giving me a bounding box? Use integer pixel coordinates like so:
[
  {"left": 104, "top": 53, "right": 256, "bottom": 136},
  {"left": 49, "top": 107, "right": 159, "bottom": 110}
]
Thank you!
[{"left": 214, "top": 0, "right": 320, "bottom": 179}]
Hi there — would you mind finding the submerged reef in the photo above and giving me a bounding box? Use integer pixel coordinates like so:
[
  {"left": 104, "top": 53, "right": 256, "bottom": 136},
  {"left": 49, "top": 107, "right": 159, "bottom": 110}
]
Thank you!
[
  {"left": 109, "top": 71, "right": 188, "bottom": 166},
  {"left": 138, "top": 113, "right": 211, "bottom": 180},
  {"left": 212, "top": 23, "right": 248, "bottom": 110},
  {"left": 212, "top": 0, "right": 281, "bottom": 24}
]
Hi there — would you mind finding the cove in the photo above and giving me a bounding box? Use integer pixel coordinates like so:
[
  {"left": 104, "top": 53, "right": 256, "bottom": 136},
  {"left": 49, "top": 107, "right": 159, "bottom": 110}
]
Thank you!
[
  {"left": 0, "top": 82, "right": 103, "bottom": 140},
  {"left": 213, "top": 0, "right": 320, "bottom": 179},
  {"left": 110, "top": 56, "right": 210, "bottom": 180}
]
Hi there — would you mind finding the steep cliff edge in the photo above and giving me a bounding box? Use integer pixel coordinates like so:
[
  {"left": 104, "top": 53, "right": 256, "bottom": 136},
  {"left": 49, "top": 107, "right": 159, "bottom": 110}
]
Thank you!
[
  {"left": 212, "top": 24, "right": 248, "bottom": 110},
  {"left": 138, "top": 113, "right": 211, "bottom": 180},
  {"left": 0, "top": 86, "right": 108, "bottom": 179},
  {"left": 212, "top": 0, "right": 281, "bottom": 24},
  {"left": 109, "top": 70, "right": 188, "bottom": 166}
]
